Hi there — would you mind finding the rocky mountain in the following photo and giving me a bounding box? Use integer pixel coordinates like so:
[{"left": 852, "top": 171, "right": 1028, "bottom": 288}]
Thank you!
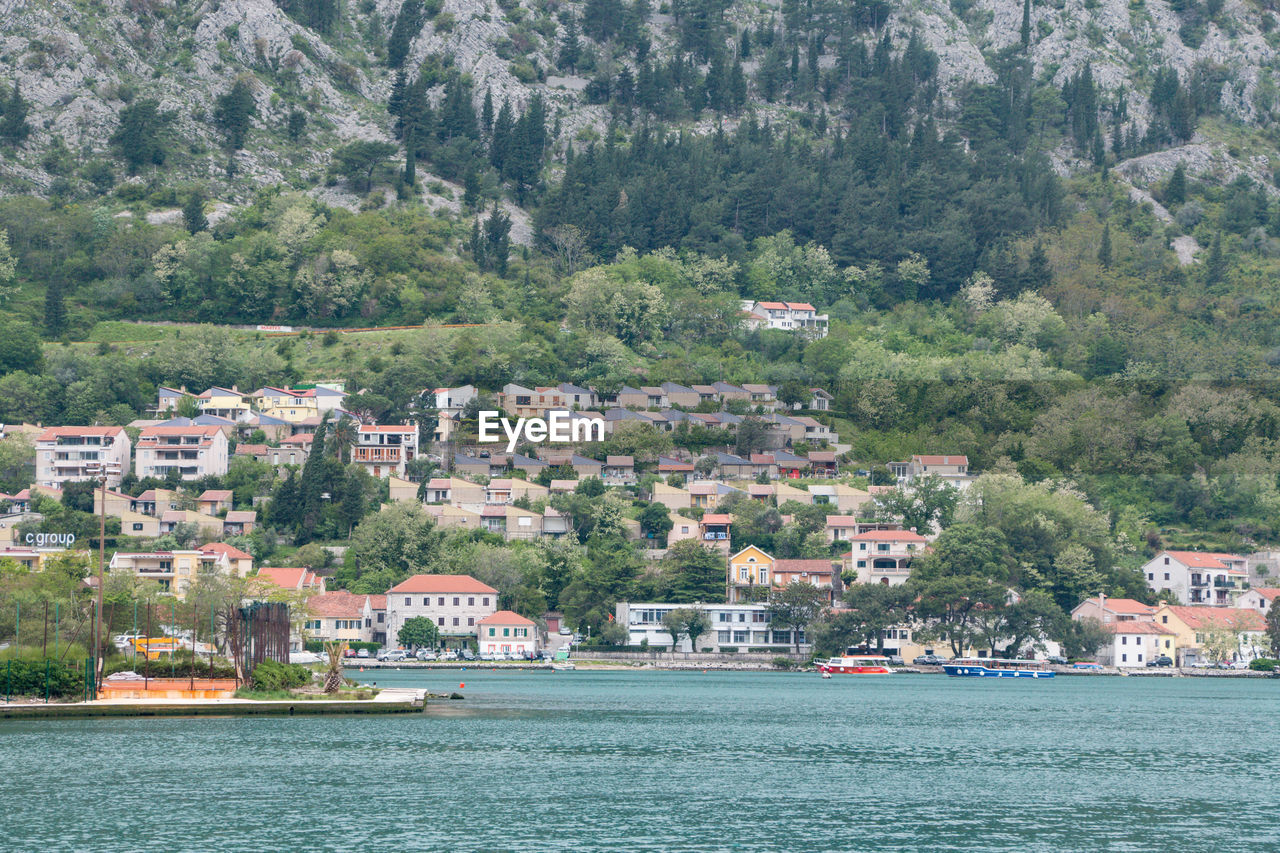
[{"left": 2, "top": 0, "right": 1280, "bottom": 205}]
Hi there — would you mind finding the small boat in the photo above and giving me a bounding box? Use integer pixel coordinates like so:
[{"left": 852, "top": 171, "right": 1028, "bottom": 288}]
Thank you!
[
  {"left": 550, "top": 649, "right": 575, "bottom": 671},
  {"left": 942, "top": 658, "right": 1055, "bottom": 679},
  {"left": 817, "top": 655, "right": 894, "bottom": 675}
]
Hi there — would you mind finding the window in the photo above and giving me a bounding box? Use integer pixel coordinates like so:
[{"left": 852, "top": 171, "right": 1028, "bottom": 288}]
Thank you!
[
  {"left": 467, "top": 617, "right": 474, "bottom": 626},
  {"left": 1161, "top": 615, "right": 1168, "bottom": 624},
  {"left": 1164, "top": 573, "right": 1170, "bottom": 581},
  {"left": 1148, "top": 573, "right": 1154, "bottom": 580},
  {"left": 483, "top": 597, "right": 490, "bottom": 606},
  {"left": 423, "top": 597, "right": 429, "bottom": 606},
  {"left": 1164, "top": 556, "right": 1169, "bottom": 564},
  {"left": 437, "top": 617, "right": 444, "bottom": 626},
  {"left": 1121, "top": 637, "right": 1127, "bottom": 645},
  {"left": 365, "top": 618, "right": 371, "bottom": 628},
  {"left": 488, "top": 628, "right": 495, "bottom": 637},
  {"left": 759, "top": 570, "right": 768, "bottom": 584},
  {"left": 1138, "top": 654, "right": 1144, "bottom": 662},
  {"left": 738, "top": 613, "right": 746, "bottom": 622},
  {"left": 1165, "top": 640, "right": 1170, "bottom": 648},
  {"left": 739, "top": 567, "right": 749, "bottom": 582},
  {"left": 1122, "top": 654, "right": 1127, "bottom": 662},
  {"left": 733, "top": 631, "right": 748, "bottom": 643},
  {"left": 453, "top": 617, "right": 460, "bottom": 627},
  {"left": 133, "top": 523, "right": 143, "bottom": 531},
  {"left": 438, "top": 597, "right": 445, "bottom": 606},
  {"left": 453, "top": 597, "right": 460, "bottom": 606},
  {"left": 718, "top": 613, "right": 730, "bottom": 622},
  {"left": 468, "top": 597, "right": 475, "bottom": 606},
  {"left": 503, "top": 628, "right": 511, "bottom": 637},
  {"left": 405, "top": 597, "right": 411, "bottom": 606},
  {"left": 377, "top": 614, "right": 384, "bottom": 623}
]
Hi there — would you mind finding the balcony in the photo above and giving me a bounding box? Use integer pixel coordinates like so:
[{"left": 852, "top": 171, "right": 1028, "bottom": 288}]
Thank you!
[
  {"left": 703, "top": 532, "right": 729, "bottom": 540},
  {"left": 1213, "top": 578, "right": 1238, "bottom": 589},
  {"left": 353, "top": 447, "right": 404, "bottom": 463}
]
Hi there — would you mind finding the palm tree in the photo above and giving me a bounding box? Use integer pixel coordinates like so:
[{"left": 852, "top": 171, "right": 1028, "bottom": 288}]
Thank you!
[
  {"left": 323, "top": 640, "right": 347, "bottom": 693},
  {"left": 329, "top": 415, "right": 356, "bottom": 464}
]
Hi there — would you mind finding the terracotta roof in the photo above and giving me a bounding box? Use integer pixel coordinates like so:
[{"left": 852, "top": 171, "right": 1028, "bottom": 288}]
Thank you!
[
  {"left": 1252, "top": 588, "right": 1280, "bottom": 602},
  {"left": 1108, "top": 622, "right": 1176, "bottom": 635},
  {"left": 1096, "top": 598, "right": 1155, "bottom": 615},
  {"left": 825, "top": 515, "right": 860, "bottom": 526},
  {"left": 198, "top": 542, "right": 253, "bottom": 561},
  {"left": 236, "top": 444, "right": 268, "bottom": 455},
  {"left": 256, "top": 566, "right": 321, "bottom": 589},
  {"left": 224, "top": 511, "right": 257, "bottom": 523},
  {"left": 850, "top": 530, "right": 927, "bottom": 542},
  {"left": 808, "top": 451, "right": 837, "bottom": 462},
  {"left": 308, "top": 591, "right": 365, "bottom": 619},
  {"left": 913, "top": 455, "right": 968, "bottom": 466},
  {"left": 367, "top": 595, "right": 387, "bottom": 610},
  {"left": 773, "top": 559, "right": 834, "bottom": 575},
  {"left": 358, "top": 424, "right": 417, "bottom": 433},
  {"left": 139, "top": 425, "right": 223, "bottom": 437},
  {"left": 1163, "top": 551, "right": 1247, "bottom": 572},
  {"left": 1161, "top": 606, "right": 1266, "bottom": 631},
  {"left": 701, "top": 514, "right": 732, "bottom": 524},
  {"left": 477, "top": 610, "right": 536, "bottom": 626},
  {"left": 606, "top": 455, "right": 634, "bottom": 466},
  {"left": 387, "top": 574, "right": 498, "bottom": 595},
  {"left": 198, "top": 489, "right": 232, "bottom": 501},
  {"left": 36, "top": 426, "right": 125, "bottom": 441}
]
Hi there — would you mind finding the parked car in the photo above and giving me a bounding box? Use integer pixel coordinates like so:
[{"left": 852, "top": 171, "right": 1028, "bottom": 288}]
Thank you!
[
  {"left": 415, "top": 649, "right": 437, "bottom": 661},
  {"left": 1147, "top": 655, "right": 1174, "bottom": 667},
  {"left": 356, "top": 648, "right": 370, "bottom": 659},
  {"left": 459, "top": 649, "right": 476, "bottom": 661},
  {"left": 913, "top": 654, "right": 946, "bottom": 666},
  {"left": 886, "top": 655, "right": 905, "bottom": 667},
  {"left": 558, "top": 626, "right": 572, "bottom": 636},
  {"left": 343, "top": 648, "right": 357, "bottom": 658},
  {"left": 377, "top": 649, "right": 408, "bottom": 662},
  {"left": 438, "top": 650, "right": 459, "bottom": 661},
  {"left": 1046, "top": 655, "right": 1068, "bottom": 665}
]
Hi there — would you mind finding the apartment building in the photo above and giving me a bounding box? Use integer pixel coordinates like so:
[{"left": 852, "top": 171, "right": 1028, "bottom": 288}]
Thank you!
[
  {"left": 385, "top": 574, "right": 499, "bottom": 650},
  {"left": 352, "top": 423, "right": 418, "bottom": 479},
  {"left": 35, "top": 427, "right": 131, "bottom": 488},
  {"left": 134, "top": 425, "right": 228, "bottom": 480}
]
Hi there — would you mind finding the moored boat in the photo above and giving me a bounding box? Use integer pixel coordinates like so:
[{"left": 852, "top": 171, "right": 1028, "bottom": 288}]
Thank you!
[
  {"left": 942, "top": 658, "right": 1055, "bottom": 678},
  {"left": 818, "top": 655, "right": 894, "bottom": 674}
]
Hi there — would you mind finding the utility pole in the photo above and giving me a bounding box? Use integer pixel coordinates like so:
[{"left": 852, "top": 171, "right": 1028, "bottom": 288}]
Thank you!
[{"left": 87, "top": 460, "right": 120, "bottom": 693}]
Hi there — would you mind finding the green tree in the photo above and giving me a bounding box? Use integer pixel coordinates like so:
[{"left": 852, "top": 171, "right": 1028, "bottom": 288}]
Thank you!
[
  {"left": 183, "top": 190, "right": 208, "bottom": 235},
  {"left": 0, "top": 432, "right": 34, "bottom": 493},
  {"left": 872, "top": 476, "right": 959, "bottom": 535},
  {"left": 661, "top": 606, "right": 711, "bottom": 656},
  {"left": 836, "top": 583, "right": 915, "bottom": 652},
  {"left": 1097, "top": 222, "right": 1112, "bottom": 268},
  {"left": 734, "top": 416, "right": 771, "bottom": 456},
  {"left": 660, "top": 540, "right": 725, "bottom": 602},
  {"left": 331, "top": 140, "right": 397, "bottom": 192},
  {"left": 110, "top": 100, "right": 170, "bottom": 173},
  {"left": 387, "top": 0, "right": 424, "bottom": 68},
  {"left": 1059, "top": 616, "right": 1108, "bottom": 661},
  {"left": 639, "top": 501, "right": 673, "bottom": 544},
  {"left": 214, "top": 78, "right": 257, "bottom": 151},
  {"left": 338, "top": 502, "right": 443, "bottom": 593},
  {"left": 1267, "top": 601, "right": 1280, "bottom": 657},
  {"left": 397, "top": 615, "right": 439, "bottom": 649},
  {"left": 1165, "top": 161, "right": 1186, "bottom": 206},
  {"left": 767, "top": 581, "right": 828, "bottom": 652},
  {"left": 907, "top": 523, "right": 1014, "bottom": 656},
  {"left": 0, "top": 317, "right": 43, "bottom": 373},
  {"left": 0, "top": 82, "right": 30, "bottom": 147}
]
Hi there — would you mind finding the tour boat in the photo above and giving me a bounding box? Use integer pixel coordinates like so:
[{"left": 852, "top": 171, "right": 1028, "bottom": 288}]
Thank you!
[
  {"left": 942, "top": 658, "right": 1055, "bottom": 679},
  {"left": 818, "top": 655, "right": 894, "bottom": 674}
]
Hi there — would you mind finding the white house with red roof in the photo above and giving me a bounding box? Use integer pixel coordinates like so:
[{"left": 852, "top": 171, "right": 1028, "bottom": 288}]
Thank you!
[
  {"left": 1142, "top": 550, "right": 1249, "bottom": 606},
  {"left": 887, "top": 455, "right": 973, "bottom": 489},
  {"left": 1070, "top": 595, "right": 1157, "bottom": 624},
  {"left": 1101, "top": 621, "right": 1178, "bottom": 668},
  {"left": 303, "top": 591, "right": 372, "bottom": 644},
  {"left": 352, "top": 423, "right": 418, "bottom": 479},
  {"left": 1237, "top": 587, "right": 1280, "bottom": 616},
  {"left": 35, "top": 426, "right": 131, "bottom": 488},
  {"left": 135, "top": 425, "right": 228, "bottom": 480},
  {"left": 740, "top": 300, "right": 829, "bottom": 338},
  {"left": 197, "top": 542, "right": 254, "bottom": 576},
  {"left": 477, "top": 611, "right": 539, "bottom": 657},
  {"left": 385, "top": 574, "right": 498, "bottom": 650},
  {"left": 843, "top": 529, "right": 929, "bottom": 585},
  {"left": 254, "top": 566, "right": 326, "bottom": 593}
]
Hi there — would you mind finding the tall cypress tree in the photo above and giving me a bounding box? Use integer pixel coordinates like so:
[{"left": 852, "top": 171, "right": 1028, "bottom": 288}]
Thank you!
[
  {"left": 558, "top": 14, "right": 582, "bottom": 73},
  {"left": 1020, "top": 0, "right": 1031, "bottom": 50},
  {"left": 214, "top": 78, "right": 256, "bottom": 151},
  {"left": 1166, "top": 161, "right": 1187, "bottom": 206},
  {"left": 44, "top": 279, "right": 66, "bottom": 337},
  {"left": 0, "top": 82, "right": 31, "bottom": 147},
  {"left": 1097, "top": 223, "right": 1112, "bottom": 268},
  {"left": 485, "top": 204, "right": 512, "bottom": 276},
  {"left": 387, "top": 0, "right": 423, "bottom": 68}
]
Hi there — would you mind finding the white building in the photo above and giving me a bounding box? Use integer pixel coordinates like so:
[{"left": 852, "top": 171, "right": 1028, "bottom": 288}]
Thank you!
[
  {"left": 35, "top": 426, "right": 131, "bottom": 488},
  {"left": 352, "top": 423, "right": 419, "bottom": 479},
  {"left": 843, "top": 530, "right": 929, "bottom": 585},
  {"left": 432, "top": 385, "right": 476, "bottom": 413},
  {"left": 1142, "top": 550, "right": 1248, "bottom": 606},
  {"left": 385, "top": 574, "right": 498, "bottom": 650},
  {"left": 477, "top": 610, "right": 538, "bottom": 657},
  {"left": 134, "top": 425, "right": 229, "bottom": 481},
  {"left": 1100, "top": 622, "right": 1177, "bottom": 668},
  {"left": 741, "top": 300, "right": 829, "bottom": 338},
  {"left": 1237, "top": 587, "right": 1280, "bottom": 616},
  {"left": 616, "top": 602, "right": 807, "bottom": 652}
]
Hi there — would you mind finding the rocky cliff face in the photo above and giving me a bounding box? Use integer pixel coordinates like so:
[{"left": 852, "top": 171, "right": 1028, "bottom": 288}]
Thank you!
[{"left": 1, "top": 0, "right": 1278, "bottom": 198}]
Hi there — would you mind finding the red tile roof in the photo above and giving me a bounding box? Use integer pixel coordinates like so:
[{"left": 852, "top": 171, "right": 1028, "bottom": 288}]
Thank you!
[
  {"left": 773, "top": 559, "right": 835, "bottom": 575},
  {"left": 367, "top": 595, "right": 387, "bottom": 610},
  {"left": 850, "top": 530, "right": 927, "bottom": 542},
  {"left": 701, "top": 514, "right": 732, "bottom": 524},
  {"left": 1253, "top": 588, "right": 1280, "bottom": 602},
  {"left": 198, "top": 542, "right": 253, "bottom": 561},
  {"left": 1161, "top": 606, "right": 1265, "bottom": 631},
  {"left": 198, "top": 489, "right": 233, "bottom": 501},
  {"left": 308, "top": 591, "right": 365, "bottom": 619},
  {"left": 36, "top": 426, "right": 125, "bottom": 441},
  {"left": 1094, "top": 597, "right": 1156, "bottom": 615},
  {"left": 256, "top": 566, "right": 321, "bottom": 589},
  {"left": 1163, "top": 551, "right": 1247, "bottom": 572},
  {"left": 387, "top": 574, "right": 498, "bottom": 595},
  {"left": 1108, "top": 622, "right": 1176, "bottom": 635},
  {"left": 477, "top": 610, "right": 535, "bottom": 626},
  {"left": 913, "top": 455, "right": 968, "bottom": 466}
]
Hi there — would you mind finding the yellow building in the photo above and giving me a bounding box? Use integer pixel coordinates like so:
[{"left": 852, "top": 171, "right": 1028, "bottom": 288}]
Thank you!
[
  {"left": 197, "top": 386, "right": 252, "bottom": 421},
  {"left": 728, "top": 545, "right": 774, "bottom": 602},
  {"left": 1153, "top": 604, "right": 1267, "bottom": 666},
  {"left": 255, "top": 387, "right": 320, "bottom": 422}
]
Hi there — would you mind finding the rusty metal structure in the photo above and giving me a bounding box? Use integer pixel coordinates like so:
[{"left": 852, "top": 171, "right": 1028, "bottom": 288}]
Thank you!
[{"left": 228, "top": 602, "right": 291, "bottom": 681}]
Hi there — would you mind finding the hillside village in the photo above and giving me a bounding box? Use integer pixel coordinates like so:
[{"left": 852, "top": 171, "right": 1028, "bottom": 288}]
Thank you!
[{"left": 3, "top": 369, "right": 1279, "bottom": 670}]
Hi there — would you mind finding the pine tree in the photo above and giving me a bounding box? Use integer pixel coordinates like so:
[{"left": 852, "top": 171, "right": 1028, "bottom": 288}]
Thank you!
[
  {"left": 739, "top": 28, "right": 751, "bottom": 58},
  {"left": 0, "top": 82, "right": 31, "bottom": 147},
  {"left": 44, "top": 279, "right": 66, "bottom": 337},
  {"left": 387, "top": 0, "right": 423, "bottom": 68},
  {"left": 485, "top": 204, "right": 512, "bottom": 275},
  {"left": 214, "top": 78, "right": 256, "bottom": 151},
  {"left": 481, "top": 89, "right": 494, "bottom": 136},
  {"left": 110, "top": 100, "right": 170, "bottom": 174},
  {"left": 1166, "top": 161, "right": 1187, "bottom": 206},
  {"left": 463, "top": 163, "right": 480, "bottom": 209},
  {"left": 1205, "top": 231, "right": 1226, "bottom": 288},
  {"left": 403, "top": 130, "right": 417, "bottom": 186},
  {"left": 558, "top": 14, "right": 583, "bottom": 73},
  {"left": 1022, "top": 240, "right": 1052, "bottom": 294},
  {"left": 1097, "top": 223, "right": 1112, "bottom": 268},
  {"left": 286, "top": 109, "right": 307, "bottom": 141},
  {"left": 183, "top": 189, "right": 208, "bottom": 234},
  {"left": 1020, "top": 0, "right": 1031, "bottom": 50},
  {"left": 469, "top": 218, "right": 487, "bottom": 269}
]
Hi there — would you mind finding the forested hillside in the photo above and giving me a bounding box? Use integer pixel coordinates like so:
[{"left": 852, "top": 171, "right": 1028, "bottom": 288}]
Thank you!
[{"left": 1, "top": 0, "right": 1280, "bottom": 559}]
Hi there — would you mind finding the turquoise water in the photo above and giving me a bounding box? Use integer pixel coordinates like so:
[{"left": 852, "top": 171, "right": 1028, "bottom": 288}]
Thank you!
[{"left": 2, "top": 670, "right": 1277, "bottom": 851}]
